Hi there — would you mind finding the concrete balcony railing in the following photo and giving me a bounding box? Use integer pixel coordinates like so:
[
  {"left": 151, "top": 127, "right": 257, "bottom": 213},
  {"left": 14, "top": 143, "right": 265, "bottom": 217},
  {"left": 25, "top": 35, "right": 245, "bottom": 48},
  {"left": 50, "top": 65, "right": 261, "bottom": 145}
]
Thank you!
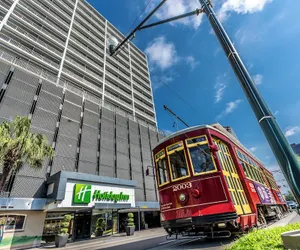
[
  {"left": 133, "top": 89, "right": 152, "bottom": 106},
  {"left": 131, "top": 60, "right": 149, "bottom": 78},
  {"left": 62, "top": 69, "right": 103, "bottom": 95},
  {"left": 106, "top": 57, "right": 130, "bottom": 76},
  {"left": 105, "top": 80, "right": 132, "bottom": 100},
  {"left": 77, "top": 1, "right": 106, "bottom": 31},
  {"left": 6, "top": 21, "right": 63, "bottom": 58},
  {"left": 132, "top": 73, "right": 151, "bottom": 91},
  {"left": 134, "top": 98, "right": 154, "bottom": 114},
  {"left": 135, "top": 109, "right": 156, "bottom": 123},
  {"left": 63, "top": 0, "right": 75, "bottom": 9},
  {"left": 106, "top": 62, "right": 131, "bottom": 84},
  {"left": 133, "top": 79, "right": 152, "bottom": 96},
  {"left": 16, "top": 4, "right": 67, "bottom": 40},
  {"left": 11, "top": 13, "right": 65, "bottom": 47},
  {"left": 73, "top": 21, "right": 104, "bottom": 50},
  {"left": 105, "top": 70, "right": 131, "bottom": 91},
  {"left": 0, "top": 33, "right": 60, "bottom": 69},
  {"left": 27, "top": 0, "right": 70, "bottom": 28},
  {"left": 68, "top": 37, "right": 104, "bottom": 66},
  {"left": 130, "top": 50, "right": 148, "bottom": 70},
  {"left": 105, "top": 91, "right": 133, "bottom": 110},
  {"left": 67, "top": 47, "right": 104, "bottom": 74},
  {"left": 53, "top": 0, "right": 74, "bottom": 16},
  {"left": 71, "top": 27, "right": 104, "bottom": 57},
  {"left": 64, "top": 57, "right": 103, "bottom": 84},
  {"left": 75, "top": 13, "right": 105, "bottom": 42}
]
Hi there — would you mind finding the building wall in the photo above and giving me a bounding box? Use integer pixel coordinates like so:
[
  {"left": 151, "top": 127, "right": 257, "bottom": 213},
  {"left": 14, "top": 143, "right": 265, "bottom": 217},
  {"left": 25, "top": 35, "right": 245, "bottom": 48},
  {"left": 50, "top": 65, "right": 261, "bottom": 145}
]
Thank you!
[
  {"left": 0, "top": 62, "right": 158, "bottom": 202},
  {"left": 0, "top": 0, "right": 156, "bottom": 126},
  {"left": 0, "top": 211, "right": 46, "bottom": 249},
  {"left": 0, "top": 0, "right": 161, "bottom": 203}
]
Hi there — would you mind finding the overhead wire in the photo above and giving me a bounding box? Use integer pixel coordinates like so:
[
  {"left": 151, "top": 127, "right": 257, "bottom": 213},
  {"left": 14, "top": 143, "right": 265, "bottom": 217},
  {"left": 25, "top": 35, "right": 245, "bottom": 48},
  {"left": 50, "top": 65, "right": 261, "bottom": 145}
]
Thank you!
[
  {"left": 151, "top": 75, "right": 203, "bottom": 116},
  {"left": 113, "top": 0, "right": 154, "bottom": 58},
  {"left": 124, "top": 0, "right": 154, "bottom": 37}
]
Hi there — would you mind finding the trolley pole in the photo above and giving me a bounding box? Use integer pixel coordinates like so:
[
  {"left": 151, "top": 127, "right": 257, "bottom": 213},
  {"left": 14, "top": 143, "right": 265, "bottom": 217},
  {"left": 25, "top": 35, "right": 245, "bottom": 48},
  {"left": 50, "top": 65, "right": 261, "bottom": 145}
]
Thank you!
[{"left": 199, "top": 0, "right": 300, "bottom": 204}]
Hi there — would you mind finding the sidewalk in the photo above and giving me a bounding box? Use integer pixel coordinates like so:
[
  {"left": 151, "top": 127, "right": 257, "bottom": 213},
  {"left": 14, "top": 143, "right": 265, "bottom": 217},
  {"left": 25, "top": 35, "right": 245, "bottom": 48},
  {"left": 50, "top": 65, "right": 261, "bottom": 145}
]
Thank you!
[
  {"left": 289, "top": 211, "right": 300, "bottom": 224},
  {"left": 267, "top": 211, "right": 300, "bottom": 229},
  {"left": 37, "top": 227, "right": 167, "bottom": 250}
]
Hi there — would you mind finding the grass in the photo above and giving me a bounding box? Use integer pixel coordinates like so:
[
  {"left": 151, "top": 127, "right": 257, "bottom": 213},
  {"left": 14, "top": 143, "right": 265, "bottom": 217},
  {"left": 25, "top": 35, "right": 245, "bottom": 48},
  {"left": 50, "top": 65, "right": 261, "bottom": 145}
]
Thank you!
[
  {"left": 227, "top": 223, "right": 300, "bottom": 250},
  {"left": 0, "top": 236, "right": 42, "bottom": 247}
]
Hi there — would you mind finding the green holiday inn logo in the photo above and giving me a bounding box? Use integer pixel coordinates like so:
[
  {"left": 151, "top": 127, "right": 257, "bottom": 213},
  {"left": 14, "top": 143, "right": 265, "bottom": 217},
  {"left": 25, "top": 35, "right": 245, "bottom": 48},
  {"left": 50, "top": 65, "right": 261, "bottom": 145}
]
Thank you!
[
  {"left": 92, "top": 190, "right": 129, "bottom": 202},
  {"left": 73, "top": 184, "right": 92, "bottom": 204},
  {"left": 73, "top": 184, "right": 130, "bottom": 204}
]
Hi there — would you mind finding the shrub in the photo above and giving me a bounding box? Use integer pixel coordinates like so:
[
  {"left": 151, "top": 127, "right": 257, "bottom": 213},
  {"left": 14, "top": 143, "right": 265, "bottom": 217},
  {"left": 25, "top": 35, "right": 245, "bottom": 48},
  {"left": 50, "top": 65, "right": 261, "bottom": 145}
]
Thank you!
[
  {"left": 227, "top": 223, "right": 300, "bottom": 250},
  {"left": 63, "top": 215, "right": 72, "bottom": 222},
  {"left": 59, "top": 215, "right": 71, "bottom": 235},
  {"left": 96, "top": 217, "right": 105, "bottom": 232},
  {"left": 127, "top": 213, "right": 135, "bottom": 227}
]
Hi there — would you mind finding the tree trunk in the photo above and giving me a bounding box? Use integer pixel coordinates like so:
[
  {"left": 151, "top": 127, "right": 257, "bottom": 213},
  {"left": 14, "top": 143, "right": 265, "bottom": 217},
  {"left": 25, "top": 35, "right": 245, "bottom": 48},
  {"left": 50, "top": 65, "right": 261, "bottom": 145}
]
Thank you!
[{"left": 0, "top": 166, "right": 11, "bottom": 192}]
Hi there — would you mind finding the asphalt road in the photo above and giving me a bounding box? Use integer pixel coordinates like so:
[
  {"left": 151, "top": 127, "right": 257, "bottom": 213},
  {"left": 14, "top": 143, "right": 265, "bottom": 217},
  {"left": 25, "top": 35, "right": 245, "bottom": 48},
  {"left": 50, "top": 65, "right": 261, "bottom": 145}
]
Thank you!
[
  {"left": 38, "top": 212, "right": 299, "bottom": 250},
  {"left": 98, "top": 235, "right": 232, "bottom": 250}
]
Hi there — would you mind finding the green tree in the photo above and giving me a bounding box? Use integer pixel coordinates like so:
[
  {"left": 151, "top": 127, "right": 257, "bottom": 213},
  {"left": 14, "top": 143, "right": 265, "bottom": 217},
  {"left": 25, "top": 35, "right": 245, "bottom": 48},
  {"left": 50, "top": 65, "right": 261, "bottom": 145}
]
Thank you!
[
  {"left": 285, "top": 190, "right": 295, "bottom": 201},
  {"left": 0, "top": 116, "right": 54, "bottom": 192}
]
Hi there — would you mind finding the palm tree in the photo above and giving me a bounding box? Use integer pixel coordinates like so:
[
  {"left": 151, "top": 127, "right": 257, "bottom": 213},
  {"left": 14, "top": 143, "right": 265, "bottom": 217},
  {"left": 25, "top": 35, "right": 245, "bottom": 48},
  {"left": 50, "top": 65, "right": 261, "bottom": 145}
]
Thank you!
[{"left": 0, "top": 116, "right": 54, "bottom": 192}]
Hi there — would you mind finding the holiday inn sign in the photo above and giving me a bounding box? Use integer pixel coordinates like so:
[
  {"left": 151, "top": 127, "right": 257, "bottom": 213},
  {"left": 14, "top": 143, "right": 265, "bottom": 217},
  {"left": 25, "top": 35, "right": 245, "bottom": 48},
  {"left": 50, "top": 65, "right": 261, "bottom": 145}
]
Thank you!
[{"left": 73, "top": 183, "right": 130, "bottom": 204}]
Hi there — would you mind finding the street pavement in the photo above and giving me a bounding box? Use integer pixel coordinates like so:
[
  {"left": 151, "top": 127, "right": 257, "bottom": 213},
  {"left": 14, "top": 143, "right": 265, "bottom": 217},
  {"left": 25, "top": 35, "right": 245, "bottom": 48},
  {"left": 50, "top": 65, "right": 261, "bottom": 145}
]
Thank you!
[{"left": 37, "top": 211, "right": 300, "bottom": 250}]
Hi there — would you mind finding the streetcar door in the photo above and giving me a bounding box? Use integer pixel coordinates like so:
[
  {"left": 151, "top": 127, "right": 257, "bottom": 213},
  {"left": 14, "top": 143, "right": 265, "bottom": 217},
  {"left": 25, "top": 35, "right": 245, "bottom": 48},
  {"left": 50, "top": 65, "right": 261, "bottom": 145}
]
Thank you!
[{"left": 213, "top": 139, "right": 252, "bottom": 215}]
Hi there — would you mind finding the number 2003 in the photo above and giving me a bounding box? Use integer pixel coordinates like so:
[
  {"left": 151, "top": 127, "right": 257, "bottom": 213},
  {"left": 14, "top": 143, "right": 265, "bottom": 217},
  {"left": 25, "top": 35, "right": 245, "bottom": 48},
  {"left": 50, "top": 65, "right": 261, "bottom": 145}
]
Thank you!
[{"left": 172, "top": 182, "right": 192, "bottom": 192}]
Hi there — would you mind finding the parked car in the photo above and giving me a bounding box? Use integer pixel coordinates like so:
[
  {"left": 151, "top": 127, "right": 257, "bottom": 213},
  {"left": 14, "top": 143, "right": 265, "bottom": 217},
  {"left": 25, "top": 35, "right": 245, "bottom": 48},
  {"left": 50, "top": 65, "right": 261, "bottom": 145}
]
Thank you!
[{"left": 286, "top": 200, "right": 297, "bottom": 210}]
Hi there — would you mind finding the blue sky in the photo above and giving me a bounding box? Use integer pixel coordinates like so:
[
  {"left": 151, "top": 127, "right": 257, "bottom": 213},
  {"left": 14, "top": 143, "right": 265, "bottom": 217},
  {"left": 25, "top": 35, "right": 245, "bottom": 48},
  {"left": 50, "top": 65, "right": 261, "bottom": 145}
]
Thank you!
[{"left": 88, "top": 0, "right": 300, "bottom": 193}]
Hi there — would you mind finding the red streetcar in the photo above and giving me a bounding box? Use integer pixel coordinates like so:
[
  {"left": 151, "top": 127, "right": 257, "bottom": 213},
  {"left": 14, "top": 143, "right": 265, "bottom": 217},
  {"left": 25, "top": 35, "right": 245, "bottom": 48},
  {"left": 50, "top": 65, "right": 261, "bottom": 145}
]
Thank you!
[{"left": 153, "top": 124, "right": 288, "bottom": 237}]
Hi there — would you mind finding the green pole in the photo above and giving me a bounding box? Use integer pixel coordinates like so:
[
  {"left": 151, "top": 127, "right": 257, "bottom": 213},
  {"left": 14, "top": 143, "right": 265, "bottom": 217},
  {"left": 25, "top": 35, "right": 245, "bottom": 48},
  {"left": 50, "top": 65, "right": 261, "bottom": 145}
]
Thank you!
[{"left": 199, "top": 0, "right": 300, "bottom": 204}]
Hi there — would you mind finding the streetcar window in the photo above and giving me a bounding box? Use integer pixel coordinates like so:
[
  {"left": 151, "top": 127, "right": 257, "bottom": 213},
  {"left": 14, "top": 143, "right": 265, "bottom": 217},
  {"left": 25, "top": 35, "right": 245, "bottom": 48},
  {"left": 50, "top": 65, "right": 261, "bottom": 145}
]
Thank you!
[
  {"left": 188, "top": 144, "right": 216, "bottom": 174},
  {"left": 169, "top": 150, "right": 189, "bottom": 180},
  {"left": 230, "top": 193, "right": 236, "bottom": 205},
  {"left": 157, "top": 158, "right": 169, "bottom": 185},
  {"left": 224, "top": 176, "right": 230, "bottom": 188}
]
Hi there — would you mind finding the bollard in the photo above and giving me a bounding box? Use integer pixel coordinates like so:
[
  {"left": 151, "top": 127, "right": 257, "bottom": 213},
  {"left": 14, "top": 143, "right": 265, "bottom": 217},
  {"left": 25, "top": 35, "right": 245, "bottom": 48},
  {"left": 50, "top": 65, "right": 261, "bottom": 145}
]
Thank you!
[{"left": 281, "top": 230, "right": 300, "bottom": 250}]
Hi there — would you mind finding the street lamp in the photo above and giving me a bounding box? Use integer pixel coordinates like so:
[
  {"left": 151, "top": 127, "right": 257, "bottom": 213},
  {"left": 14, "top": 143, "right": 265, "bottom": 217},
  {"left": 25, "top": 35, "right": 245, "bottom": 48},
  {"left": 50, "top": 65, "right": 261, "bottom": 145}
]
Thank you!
[
  {"left": 108, "top": 0, "right": 300, "bottom": 204},
  {"left": 107, "top": 36, "right": 118, "bottom": 55}
]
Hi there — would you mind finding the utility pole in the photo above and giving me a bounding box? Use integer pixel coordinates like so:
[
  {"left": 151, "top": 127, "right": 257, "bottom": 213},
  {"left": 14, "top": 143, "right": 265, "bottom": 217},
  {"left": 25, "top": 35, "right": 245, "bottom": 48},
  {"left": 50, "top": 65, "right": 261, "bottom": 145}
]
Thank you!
[{"left": 199, "top": 0, "right": 300, "bottom": 204}]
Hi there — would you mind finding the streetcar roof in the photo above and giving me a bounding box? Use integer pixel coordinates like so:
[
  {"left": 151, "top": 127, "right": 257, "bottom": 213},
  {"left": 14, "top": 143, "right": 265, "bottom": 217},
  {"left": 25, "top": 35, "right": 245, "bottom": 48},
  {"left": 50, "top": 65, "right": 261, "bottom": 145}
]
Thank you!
[{"left": 156, "top": 123, "right": 266, "bottom": 169}]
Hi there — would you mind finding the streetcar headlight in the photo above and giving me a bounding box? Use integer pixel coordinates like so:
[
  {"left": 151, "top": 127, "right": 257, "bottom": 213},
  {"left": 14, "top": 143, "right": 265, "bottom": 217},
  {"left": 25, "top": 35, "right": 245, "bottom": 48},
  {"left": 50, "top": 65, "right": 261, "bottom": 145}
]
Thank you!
[{"left": 179, "top": 193, "right": 186, "bottom": 202}]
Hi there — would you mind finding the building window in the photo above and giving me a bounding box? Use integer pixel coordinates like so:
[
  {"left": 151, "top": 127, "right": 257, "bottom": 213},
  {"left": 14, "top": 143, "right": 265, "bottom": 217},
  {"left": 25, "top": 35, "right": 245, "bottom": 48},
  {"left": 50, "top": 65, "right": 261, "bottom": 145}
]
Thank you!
[
  {"left": 0, "top": 214, "right": 26, "bottom": 232},
  {"left": 167, "top": 141, "right": 189, "bottom": 181},
  {"left": 155, "top": 150, "right": 169, "bottom": 186}
]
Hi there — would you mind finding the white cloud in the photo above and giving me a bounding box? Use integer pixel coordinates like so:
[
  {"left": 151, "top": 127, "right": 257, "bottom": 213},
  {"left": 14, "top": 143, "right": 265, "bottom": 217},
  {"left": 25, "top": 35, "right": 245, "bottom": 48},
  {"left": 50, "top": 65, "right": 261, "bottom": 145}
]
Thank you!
[
  {"left": 225, "top": 99, "right": 242, "bottom": 113},
  {"left": 147, "top": 0, "right": 203, "bottom": 29},
  {"left": 216, "top": 99, "right": 242, "bottom": 120},
  {"left": 215, "top": 84, "right": 226, "bottom": 103},
  {"left": 274, "top": 110, "right": 279, "bottom": 116},
  {"left": 145, "top": 36, "right": 178, "bottom": 70},
  {"left": 218, "top": 0, "right": 273, "bottom": 22},
  {"left": 253, "top": 74, "right": 263, "bottom": 85},
  {"left": 249, "top": 147, "right": 257, "bottom": 152},
  {"left": 185, "top": 56, "right": 199, "bottom": 71},
  {"left": 284, "top": 126, "right": 300, "bottom": 137},
  {"left": 214, "top": 74, "right": 228, "bottom": 103}
]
